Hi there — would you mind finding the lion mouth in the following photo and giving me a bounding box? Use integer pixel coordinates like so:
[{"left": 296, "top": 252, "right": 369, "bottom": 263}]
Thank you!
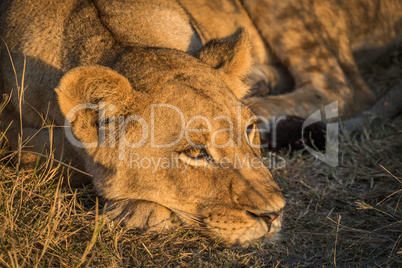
[
  {"left": 169, "top": 207, "right": 283, "bottom": 246},
  {"left": 246, "top": 210, "right": 282, "bottom": 232}
]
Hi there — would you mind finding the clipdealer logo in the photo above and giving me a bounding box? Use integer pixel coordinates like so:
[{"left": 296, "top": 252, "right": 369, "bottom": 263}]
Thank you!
[
  {"left": 302, "top": 101, "right": 338, "bottom": 167},
  {"left": 63, "top": 101, "right": 339, "bottom": 168}
]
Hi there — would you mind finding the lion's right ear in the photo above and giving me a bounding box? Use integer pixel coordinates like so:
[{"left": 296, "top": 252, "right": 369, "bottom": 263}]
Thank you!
[
  {"left": 196, "top": 28, "right": 253, "bottom": 99},
  {"left": 56, "top": 66, "right": 143, "bottom": 146}
]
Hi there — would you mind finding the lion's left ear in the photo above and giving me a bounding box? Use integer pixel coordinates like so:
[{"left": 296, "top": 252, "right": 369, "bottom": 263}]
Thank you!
[{"left": 197, "top": 28, "right": 253, "bottom": 99}]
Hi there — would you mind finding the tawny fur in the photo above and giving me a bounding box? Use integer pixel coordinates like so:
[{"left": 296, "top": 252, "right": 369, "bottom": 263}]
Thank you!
[{"left": 0, "top": 0, "right": 401, "bottom": 245}]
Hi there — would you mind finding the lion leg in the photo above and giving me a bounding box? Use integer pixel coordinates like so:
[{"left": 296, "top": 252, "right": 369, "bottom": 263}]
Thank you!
[
  {"left": 343, "top": 81, "right": 402, "bottom": 133},
  {"left": 247, "top": 63, "right": 294, "bottom": 97},
  {"left": 106, "top": 199, "right": 178, "bottom": 231},
  {"left": 242, "top": 0, "right": 376, "bottom": 120}
]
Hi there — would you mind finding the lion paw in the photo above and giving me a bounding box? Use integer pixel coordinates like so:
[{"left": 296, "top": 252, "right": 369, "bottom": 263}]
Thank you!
[{"left": 247, "top": 64, "right": 293, "bottom": 97}]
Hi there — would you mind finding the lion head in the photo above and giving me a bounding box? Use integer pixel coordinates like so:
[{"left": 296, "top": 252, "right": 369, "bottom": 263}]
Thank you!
[{"left": 56, "top": 29, "right": 285, "bottom": 245}]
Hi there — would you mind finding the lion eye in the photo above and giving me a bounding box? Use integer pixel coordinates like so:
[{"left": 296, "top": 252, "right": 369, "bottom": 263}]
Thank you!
[
  {"left": 180, "top": 147, "right": 213, "bottom": 167},
  {"left": 184, "top": 147, "right": 208, "bottom": 159}
]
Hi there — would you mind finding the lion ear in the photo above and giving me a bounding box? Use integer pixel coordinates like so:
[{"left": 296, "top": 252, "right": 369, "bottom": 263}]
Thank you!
[
  {"left": 196, "top": 28, "right": 253, "bottom": 99},
  {"left": 56, "top": 66, "right": 143, "bottom": 147},
  {"left": 56, "top": 65, "right": 138, "bottom": 116}
]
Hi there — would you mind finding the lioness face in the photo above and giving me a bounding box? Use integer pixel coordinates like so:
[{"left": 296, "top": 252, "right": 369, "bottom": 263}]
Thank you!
[
  {"left": 56, "top": 30, "right": 285, "bottom": 245},
  {"left": 122, "top": 70, "right": 285, "bottom": 245}
]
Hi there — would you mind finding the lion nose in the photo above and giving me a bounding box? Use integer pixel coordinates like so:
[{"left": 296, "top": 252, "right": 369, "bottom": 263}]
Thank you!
[{"left": 247, "top": 210, "right": 283, "bottom": 231}]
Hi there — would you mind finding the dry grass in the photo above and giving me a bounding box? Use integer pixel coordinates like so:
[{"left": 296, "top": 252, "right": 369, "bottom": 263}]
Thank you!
[{"left": 0, "top": 47, "right": 401, "bottom": 267}]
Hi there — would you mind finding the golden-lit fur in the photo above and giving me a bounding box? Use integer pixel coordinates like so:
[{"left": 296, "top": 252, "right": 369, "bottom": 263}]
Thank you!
[
  {"left": 0, "top": 0, "right": 285, "bottom": 246},
  {"left": 181, "top": 0, "right": 402, "bottom": 119},
  {"left": 1, "top": 0, "right": 401, "bottom": 245}
]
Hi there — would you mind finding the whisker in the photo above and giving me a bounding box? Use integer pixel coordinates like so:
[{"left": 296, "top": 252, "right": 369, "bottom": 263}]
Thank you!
[
  {"left": 181, "top": 213, "right": 204, "bottom": 224},
  {"left": 105, "top": 200, "right": 206, "bottom": 227},
  {"left": 181, "top": 226, "right": 208, "bottom": 231},
  {"left": 169, "top": 207, "right": 204, "bottom": 225}
]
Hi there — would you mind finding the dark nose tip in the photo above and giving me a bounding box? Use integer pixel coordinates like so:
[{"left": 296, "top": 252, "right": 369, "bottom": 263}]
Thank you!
[
  {"left": 247, "top": 210, "right": 282, "bottom": 231},
  {"left": 260, "top": 212, "right": 280, "bottom": 226}
]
